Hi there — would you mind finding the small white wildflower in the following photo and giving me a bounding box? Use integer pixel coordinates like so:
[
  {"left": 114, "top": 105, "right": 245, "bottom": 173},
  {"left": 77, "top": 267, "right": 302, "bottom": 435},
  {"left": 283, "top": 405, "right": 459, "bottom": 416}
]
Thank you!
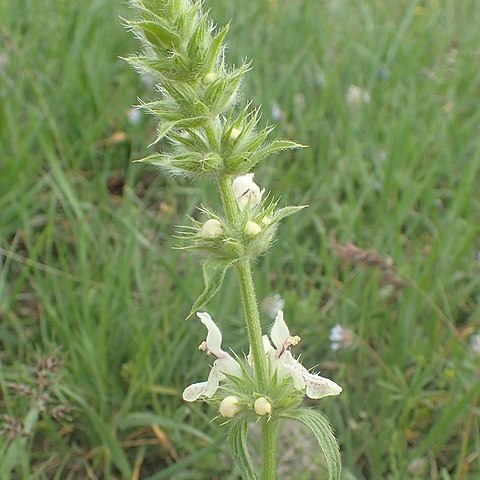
[
  {"left": 261, "top": 294, "right": 284, "bottom": 319},
  {"left": 254, "top": 397, "right": 272, "bottom": 416},
  {"left": 245, "top": 221, "right": 261, "bottom": 238},
  {"left": 126, "top": 107, "right": 141, "bottom": 125},
  {"left": 471, "top": 334, "right": 480, "bottom": 356},
  {"left": 219, "top": 395, "right": 241, "bottom": 418},
  {"left": 345, "top": 85, "right": 370, "bottom": 107},
  {"left": 204, "top": 72, "right": 217, "bottom": 84},
  {"left": 232, "top": 173, "right": 264, "bottom": 210},
  {"left": 182, "top": 312, "right": 242, "bottom": 402},
  {"left": 329, "top": 324, "right": 354, "bottom": 351},
  {"left": 264, "top": 311, "right": 342, "bottom": 399},
  {"left": 271, "top": 102, "right": 283, "bottom": 121},
  {"left": 408, "top": 458, "right": 427, "bottom": 476},
  {"left": 200, "top": 219, "right": 224, "bottom": 238}
]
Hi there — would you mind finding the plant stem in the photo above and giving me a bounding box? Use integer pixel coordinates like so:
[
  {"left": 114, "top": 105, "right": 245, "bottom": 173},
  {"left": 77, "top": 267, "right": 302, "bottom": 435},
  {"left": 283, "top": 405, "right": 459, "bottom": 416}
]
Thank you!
[
  {"left": 261, "top": 421, "right": 277, "bottom": 480},
  {"left": 217, "top": 175, "right": 237, "bottom": 224},
  {"left": 217, "top": 175, "right": 276, "bottom": 479},
  {"left": 236, "top": 259, "right": 268, "bottom": 389}
]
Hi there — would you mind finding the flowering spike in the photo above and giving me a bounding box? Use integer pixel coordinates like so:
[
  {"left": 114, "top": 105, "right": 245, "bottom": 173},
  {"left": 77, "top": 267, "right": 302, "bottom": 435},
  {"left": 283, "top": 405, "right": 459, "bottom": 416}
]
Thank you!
[{"left": 126, "top": 1, "right": 342, "bottom": 478}]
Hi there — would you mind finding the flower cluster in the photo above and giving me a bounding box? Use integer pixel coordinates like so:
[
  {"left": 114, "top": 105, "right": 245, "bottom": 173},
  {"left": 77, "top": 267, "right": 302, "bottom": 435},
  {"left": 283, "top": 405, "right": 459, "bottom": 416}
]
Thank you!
[
  {"left": 178, "top": 173, "right": 304, "bottom": 262},
  {"left": 183, "top": 310, "right": 342, "bottom": 417}
]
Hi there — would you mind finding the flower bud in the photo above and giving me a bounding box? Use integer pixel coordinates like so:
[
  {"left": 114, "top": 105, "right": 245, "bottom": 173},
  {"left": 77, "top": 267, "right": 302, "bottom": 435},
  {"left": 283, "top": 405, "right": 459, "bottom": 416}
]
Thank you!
[
  {"left": 204, "top": 72, "right": 217, "bottom": 84},
  {"left": 219, "top": 395, "right": 241, "bottom": 418},
  {"left": 261, "top": 216, "right": 271, "bottom": 226},
  {"left": 232, "top": 174, "right": 264, "bottom": 210},
  {"left": 230, "top": 127, "right": 241, "bottom": 140},
  {"left": 254, "top": 397, "right": 272, "bottom": 416},
  {"left": 200, "top": 219, "right": 223, "bottom": 238},
  {"left": 245, "top": 221, "right": 261, "bottom": 238}
]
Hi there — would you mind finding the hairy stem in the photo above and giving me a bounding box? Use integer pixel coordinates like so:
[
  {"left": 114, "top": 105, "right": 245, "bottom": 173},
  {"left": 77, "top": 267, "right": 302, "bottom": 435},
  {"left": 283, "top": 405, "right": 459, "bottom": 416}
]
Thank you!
[
  {"left": 217, "top": 175, "right": 276, "bottom": 479},
  {"left": 217, "top": 175, "right": 238, "bottom": 225},
  {"left": 261, "top": 421, "right": 277, "bottom": 480},
  {"left": 236, "top": 259, "right": 268, "bottom": 389}
]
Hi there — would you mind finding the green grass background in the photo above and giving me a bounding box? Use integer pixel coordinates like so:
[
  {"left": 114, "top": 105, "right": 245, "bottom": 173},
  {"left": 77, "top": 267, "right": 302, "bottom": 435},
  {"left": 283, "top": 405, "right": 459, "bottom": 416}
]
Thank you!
[{"left": 1, "top": 0, "right": 479, "bottom": 478}]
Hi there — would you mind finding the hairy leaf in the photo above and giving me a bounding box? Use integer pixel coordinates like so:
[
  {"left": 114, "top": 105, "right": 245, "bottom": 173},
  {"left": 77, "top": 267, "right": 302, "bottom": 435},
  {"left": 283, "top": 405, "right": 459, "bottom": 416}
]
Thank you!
[
  {"left": 227, "top": 420, "right": 259, "bottom": 480},
  {"left": 285, "top": 409, "right": 341, "bottom": 480},
  {"left": 188, "top": 259, "right": 234, "bottom": 318}
]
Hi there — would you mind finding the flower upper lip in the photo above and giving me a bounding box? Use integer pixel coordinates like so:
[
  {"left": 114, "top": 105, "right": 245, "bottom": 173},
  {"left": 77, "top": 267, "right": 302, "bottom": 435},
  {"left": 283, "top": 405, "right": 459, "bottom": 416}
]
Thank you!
[
  {"left": 263, "top": 310, "right": 342, "bottom": 399},
  {"left": 182, "top": 312, "right": 241, "bottom": 402}
]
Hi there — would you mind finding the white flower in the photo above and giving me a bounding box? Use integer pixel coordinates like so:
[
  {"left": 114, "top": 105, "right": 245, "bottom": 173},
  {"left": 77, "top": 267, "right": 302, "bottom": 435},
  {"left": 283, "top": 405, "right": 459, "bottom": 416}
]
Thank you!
[
  {"left": 126, "top": 107, "right": 141, "bottom": 125},
  {"left": 264, "top": 311, "right": 342, "bottom": 399},
  {"left": 232, "top": 173, "right": 264, "bottom": 210},
  {"left": 200, "top": 218, "right": 224, "bottom": 238},
  {"left": 182, "top": 312, "right": 242, "bottom": 402},
  {"left": 261, "top": 293, "right": 284, "bottom": 319},
  {"left": 329, "top": 324, "right": 354, "bottom": 351},
  {"left": 271, "top": 101, "right": 283, "bottom": 121},
  {"left": 471, "top": 334, "right": 480, "bottom": 356},
  {"left": 345, "top": 85, "right": 370, "bottom": 107}
]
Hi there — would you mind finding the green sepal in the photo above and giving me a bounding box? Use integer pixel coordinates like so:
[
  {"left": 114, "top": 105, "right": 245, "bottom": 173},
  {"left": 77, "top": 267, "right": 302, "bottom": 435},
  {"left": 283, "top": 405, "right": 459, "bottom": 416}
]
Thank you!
[
  {"left": 248, "top": 139, "right": 306, "bottom": 168},
  {"left": 135, "top": 20, "right": 179, "bottom": 48},
  {"left": 284, "top": 409, "right": 341, "bottom": 480},
  {"left": 187, "top": 259, "right": 234, "bottom": 318},
  {"left": 204, "top": 63, "right": 250, "bottom": 114},
  {"left": 227, "top": 420, "right": 259, "bottom": 480},
  {"left": 203, "top": 23, "right": 230, "bottom": 74},
  {"left": 153, "top": 116, "right": 208, "bottom": 143},
  {"left": 270, "top": 204, "right": 307, "bottom": 223},
  {"left": 135, "top": 151, "right": 223, "bottom": 176}
]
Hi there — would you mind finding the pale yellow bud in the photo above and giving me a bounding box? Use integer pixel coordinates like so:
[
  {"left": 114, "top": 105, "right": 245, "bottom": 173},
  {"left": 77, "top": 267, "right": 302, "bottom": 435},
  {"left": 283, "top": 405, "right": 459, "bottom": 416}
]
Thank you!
[
  {"left": 230, "top": 127, "right": 241, "bottom": 140},
  {"left": 204, "top": 72, "right": 217, "bottom": 84},
  {"left": 245, "top": 221, "right": 261, "bottom": 238},
  {"left": 261, "top": 216, "right": 271, "bottom": 226},
  {"left": 254, "top": 397, "right": 272, "bottom": 416},
  {"left": 200, "top": 219, "right": 223, "bottom": 238},
  {"left": 219, "top": 396, "right": 241, "bottom": 418}
]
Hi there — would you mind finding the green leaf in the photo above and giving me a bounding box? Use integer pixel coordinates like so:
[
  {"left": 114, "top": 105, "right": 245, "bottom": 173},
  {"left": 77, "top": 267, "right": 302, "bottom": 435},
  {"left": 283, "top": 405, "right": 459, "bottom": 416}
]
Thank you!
[
  {"left": 285, "top": 409, "right": 341, "bottom": 480},
  {"left": 227, "top": 420, "right": 259, "bottom": 480},
  {"left": 188, "top": 259, "right": 234, "bottom": 318}
]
